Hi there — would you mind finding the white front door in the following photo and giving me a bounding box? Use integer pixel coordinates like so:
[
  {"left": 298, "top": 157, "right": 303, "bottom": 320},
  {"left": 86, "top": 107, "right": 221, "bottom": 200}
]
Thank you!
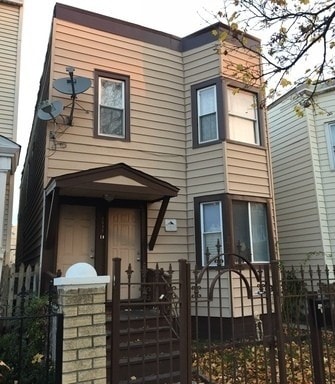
[
  {"left": 57, "top": 205, "right": 95, "bottom": 276},
  {"left": 108, "top": 208, "right": 141, "bottom": 299}
]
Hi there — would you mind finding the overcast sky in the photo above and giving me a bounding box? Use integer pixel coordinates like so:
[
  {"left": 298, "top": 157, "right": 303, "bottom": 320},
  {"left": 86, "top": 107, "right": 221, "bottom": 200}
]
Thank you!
[{"left": 13, "top": 0, "right": 225, "bottom": 223}]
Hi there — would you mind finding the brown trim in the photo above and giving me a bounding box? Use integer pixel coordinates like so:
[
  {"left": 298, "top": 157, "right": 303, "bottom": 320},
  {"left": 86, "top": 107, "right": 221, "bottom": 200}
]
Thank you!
[
  {"left": 266, "top": 201, "right": 277, "bottom": 262},
  {"left": 194, "top": 194, "right": 225, "bottom": 267},
  {"left": 224, "top": 194, "right": 234, "bottom": 264},
  {"left": 53, "top": 4, "right": 260, "bottom": 53},
  {"left": 54, "top": 3, "right": 182, "bottom": 52},
  {"left": 191, "top": 77, "right": 225, "bottom": 149},
  {"left": 95, "top": 202, "right": 108, "bottom": 276},
  {"left": 149, "top": 196, "right": 170, "bottom": 251},
  {"left": 45, "top": 162, "right": 179, "bottom": 200},
  {"left": 94, "top": 70, "right": 130, "bottom": 142}
]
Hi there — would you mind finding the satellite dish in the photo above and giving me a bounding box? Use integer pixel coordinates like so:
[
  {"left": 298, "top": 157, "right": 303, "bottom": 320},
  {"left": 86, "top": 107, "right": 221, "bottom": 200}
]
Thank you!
[
  {"left": 53, "top": 66, "right": 91, "bottom": 96},
  {"left": 53, "top": 76, "right": 91, "bottom": 95},
  {"left": 37, "top": 100, "right": 63, "bottom": 121},
  {"left": 52, "top": 67, "right": 91, "bottom": 126}
]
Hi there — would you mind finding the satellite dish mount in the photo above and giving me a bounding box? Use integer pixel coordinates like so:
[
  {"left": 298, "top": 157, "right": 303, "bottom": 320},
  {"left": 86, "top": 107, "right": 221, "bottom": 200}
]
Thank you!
[{"left": 53, "top": 66, "right": 91, "bottom": 126}]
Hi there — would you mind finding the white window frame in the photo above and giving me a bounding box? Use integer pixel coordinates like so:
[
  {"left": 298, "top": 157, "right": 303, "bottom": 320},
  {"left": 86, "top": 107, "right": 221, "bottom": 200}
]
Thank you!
[
  {"left": 98, "top": 77, "right": 126, "bottom": 138},
  {"left": 326, "top": 123, "right": 335, "bottom": 170},
  {"left": 200, "top": 201, "right": 224, "bottom": 266},
  {"left": 197, "top": 85, "right": 219, "bottom": 144},
  {"left": 227, "top": 87, "right": 260, "bottom": 145}
]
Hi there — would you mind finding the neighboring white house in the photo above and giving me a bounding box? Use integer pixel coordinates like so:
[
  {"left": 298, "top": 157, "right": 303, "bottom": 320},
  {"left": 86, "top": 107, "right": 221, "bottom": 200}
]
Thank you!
[
  {"left": 268, "top": 81, "right": 335, "bottom": 269},
  {"left": 0, "top": 0, "right": 22, "bottom": 278}
]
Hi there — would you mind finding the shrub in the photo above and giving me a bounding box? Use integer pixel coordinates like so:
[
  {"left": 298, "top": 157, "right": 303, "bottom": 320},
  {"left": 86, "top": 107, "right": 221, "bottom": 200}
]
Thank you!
[{"left": 0, "top": 295, "right": 55, "bottom": 384}]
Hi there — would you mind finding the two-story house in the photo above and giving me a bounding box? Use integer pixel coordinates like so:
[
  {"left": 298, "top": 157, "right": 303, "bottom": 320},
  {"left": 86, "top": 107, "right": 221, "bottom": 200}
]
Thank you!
[
  {"left": 268, "top": 81, "right": 335, "bottom": 270},
  {"left": 0, "top": 0, "right": 21, "bottom": 279},
  {"left": 16, "top": 3, "right": 277, "bottom": 317}
]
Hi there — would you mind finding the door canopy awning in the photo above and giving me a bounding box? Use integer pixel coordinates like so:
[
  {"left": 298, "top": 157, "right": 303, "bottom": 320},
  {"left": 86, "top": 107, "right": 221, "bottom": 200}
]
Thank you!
[
  {"left": 45, "top": 162, "right": 179, "bottom": 201},
  {"left": 44, "top": 163, "right": 179, "bottom": 250}
]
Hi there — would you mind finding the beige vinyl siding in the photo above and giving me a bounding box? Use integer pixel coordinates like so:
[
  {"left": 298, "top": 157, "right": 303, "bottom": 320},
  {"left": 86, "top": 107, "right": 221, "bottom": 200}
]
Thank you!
[
  {"left": 226, "top": 142, "right": 270, "bottom": 196},
  {"left": 183, "top": 42, "right": 222, "bottom": 260},
  {"left": 46, "top": 19, "right": 187, "bottom": 265},
  {"left": 221, "top": 43, "right": 261, "bottom": 86},
  {"left": 0, "top": 2, "right": 21, "bottom": 140},
  {"left": 269, "top": 98, "right": 325, "bottom": 266}
]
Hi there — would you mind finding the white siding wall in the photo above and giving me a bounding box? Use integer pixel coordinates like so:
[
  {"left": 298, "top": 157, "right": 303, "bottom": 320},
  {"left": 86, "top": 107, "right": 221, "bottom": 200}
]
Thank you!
[
  {"left": 268, "top": 91, "right": 334, "bottom": 267},
  {"left": 0, "top": 2, "right": 21, "bottom": 140},
  {"left": 313, "top": 89, "right": 335, "bottom": 266}
]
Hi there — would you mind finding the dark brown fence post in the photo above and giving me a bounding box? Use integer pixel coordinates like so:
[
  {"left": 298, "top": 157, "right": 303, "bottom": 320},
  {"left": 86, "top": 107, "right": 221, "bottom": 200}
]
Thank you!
[
  {"left": 179, "top": 259, "right": 192, "bottom": 384},
  {"left": 111, "top": 257, "right": 121, "bottom": 384},
  {"left": 308, "top": 296, "right": 326, "bottom": 384},
  {"left": 271, "top": 261, "right": 287, "bottom": 384}
]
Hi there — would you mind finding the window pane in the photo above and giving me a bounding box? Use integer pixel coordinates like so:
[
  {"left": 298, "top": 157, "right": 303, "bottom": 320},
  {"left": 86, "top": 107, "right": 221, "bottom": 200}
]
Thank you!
[
  {"left": 199, "top": 87, "right": 216, "bottom": 115},
  {"left": 233, "top": 201, "right": 251, "bottom": 261},
  {"left": 199, "top": 113, "right": 218, "bottom": 142},
  {"left": 100, "top": 107, "right": 124, "bottom": 137},
  {"left": 229, "top": 116, "right": 256, "bottom": 144},
  {"left": 250, "top": 203, "right": 270, "bottom": 262},
  {"left": 100, "top": 79, "right": 123, "bottom": 108},
  {"left": 228, "top": 87, "right": 259, "bottom": 145},
  {"left": 197, "top": 86, "right": 218, "bottom": 143},
  {"left": 99, "top": 77, "right": 125, "bottom": 137},
  {"left": 201, "top": 202, "right": 223, "bottom": 263},
  {"left": 228, "top": 88, "right": 256, "bottom": 119}
]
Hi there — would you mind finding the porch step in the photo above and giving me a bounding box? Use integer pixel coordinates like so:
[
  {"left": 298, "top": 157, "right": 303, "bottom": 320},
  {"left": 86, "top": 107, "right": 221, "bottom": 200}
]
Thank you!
[
  {"left": 107, "top": 307, "right": 181, "bottom": 383},
  {"left": 118, "top": 370, "right": 181, "bottom": 384},
  {"left": 120, "top": 337, "right": 179, "bottom": 357},
  {"left": 119, "top": 350, "right": 180, "bottom": 378}
]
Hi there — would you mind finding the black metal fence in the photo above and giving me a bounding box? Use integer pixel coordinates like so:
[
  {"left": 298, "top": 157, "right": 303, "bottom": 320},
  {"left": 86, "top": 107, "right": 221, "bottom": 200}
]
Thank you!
[
  {"left": 0, "top": 287, "right": 63, "bottom": 384},
  {"left": 191, "top": 255, "right": 335, "bottom": 384},
  {"left": 109, "top": 256, "right": 335, "bottom": 384}
]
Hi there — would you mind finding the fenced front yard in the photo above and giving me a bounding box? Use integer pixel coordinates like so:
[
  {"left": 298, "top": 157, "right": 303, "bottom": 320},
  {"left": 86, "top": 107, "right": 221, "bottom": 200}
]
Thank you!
[
  {"left": 0, "top": 258, "right": 334, "bottom": 383},
  {"left": 190, "top": 258, "right": 335, "bottom": 384}
]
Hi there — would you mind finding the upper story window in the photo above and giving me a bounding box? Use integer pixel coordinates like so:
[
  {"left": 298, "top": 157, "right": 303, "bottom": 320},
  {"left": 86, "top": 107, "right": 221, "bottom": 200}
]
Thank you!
[
  {"left": 191, "top": 78, "right": 224, "bottom": 148},
  {"left": 94, "top": 70, "right": 130, "bottom": 141},
  {"left": 227, "top": 87, "right": 260, "bottom": 145},
  {"left": 326, "top": 123, "right": 335, "bottom": 170},
  {"left": 197, "top": 86, "right": 218, "bottom": 143}
]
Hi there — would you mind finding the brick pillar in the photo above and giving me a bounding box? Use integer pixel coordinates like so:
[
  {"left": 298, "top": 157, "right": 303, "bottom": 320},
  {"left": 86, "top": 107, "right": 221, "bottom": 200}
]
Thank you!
[{"left": 54, "top": 263, "right": 110, "bottom": 384}]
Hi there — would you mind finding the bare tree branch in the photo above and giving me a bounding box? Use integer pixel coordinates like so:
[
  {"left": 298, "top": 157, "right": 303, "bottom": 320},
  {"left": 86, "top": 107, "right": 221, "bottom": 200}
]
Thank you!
[{"left": 216, "top": 0, "right": 335, "bottom": 107}]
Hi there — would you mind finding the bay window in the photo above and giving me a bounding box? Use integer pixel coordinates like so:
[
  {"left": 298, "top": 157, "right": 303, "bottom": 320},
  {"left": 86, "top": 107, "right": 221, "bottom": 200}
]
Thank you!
[
  {"left": 195, "top": 195, "right": 271, "bottom": 266},
  {"left": 191, "top": 78, "right": 262, "bottom": 147}
]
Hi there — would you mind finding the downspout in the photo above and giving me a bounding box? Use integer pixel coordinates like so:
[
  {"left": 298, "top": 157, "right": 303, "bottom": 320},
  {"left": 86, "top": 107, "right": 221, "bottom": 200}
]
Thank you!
[{"left": 38, "top": 190, "right": 47, "bottom": 295}]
